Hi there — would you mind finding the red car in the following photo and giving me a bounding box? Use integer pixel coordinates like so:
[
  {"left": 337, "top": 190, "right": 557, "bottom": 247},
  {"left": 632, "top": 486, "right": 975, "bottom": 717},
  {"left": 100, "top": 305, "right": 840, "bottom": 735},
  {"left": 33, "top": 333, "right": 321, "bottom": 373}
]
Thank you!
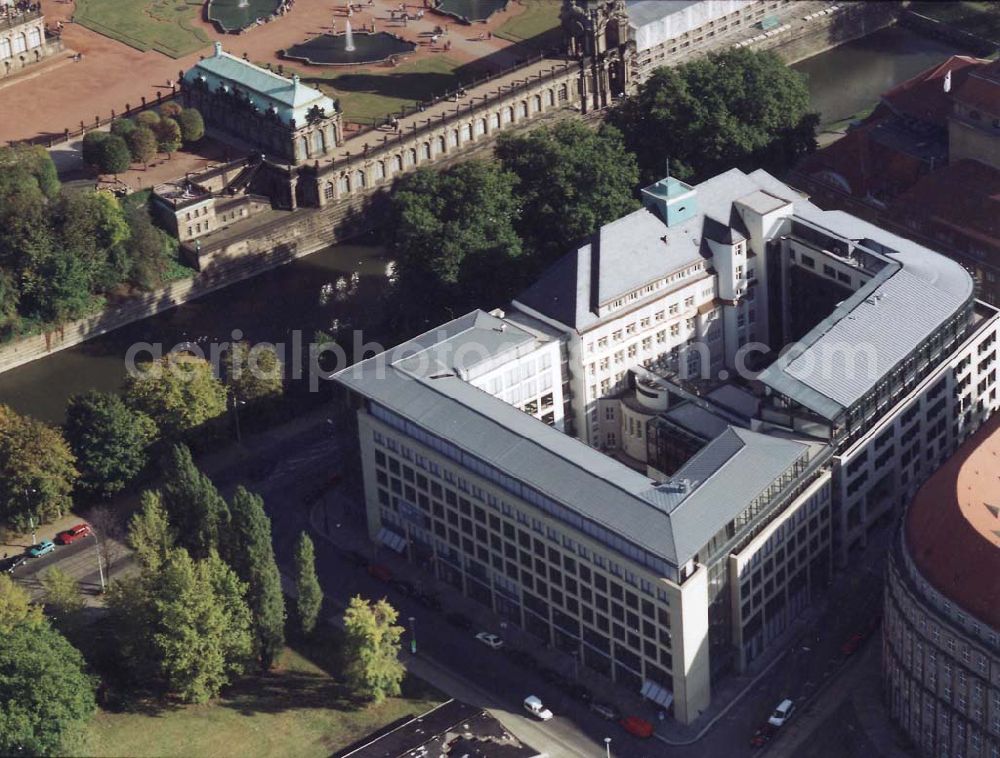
[
  {"left": 620, "top": 716, "right": 654, "bottom": 738},
  {"left": 55, "top": 523, "right": 91, "bottom": 545},
  {"left": 367, "top": 564, "right": 392, "bottom": 582},
  {"left": 841, "top": 632, "right": 865, "bottom": 656},
  {"left": 750, "top": 722, "right": 777, "bottom": 748}
]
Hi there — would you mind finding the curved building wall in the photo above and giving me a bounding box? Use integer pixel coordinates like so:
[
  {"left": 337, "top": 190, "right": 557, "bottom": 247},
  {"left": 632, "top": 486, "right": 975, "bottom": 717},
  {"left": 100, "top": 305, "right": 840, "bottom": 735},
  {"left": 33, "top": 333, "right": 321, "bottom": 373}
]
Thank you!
[{"left": 884, "top": 537, "right": 1000, "bottom": 758}]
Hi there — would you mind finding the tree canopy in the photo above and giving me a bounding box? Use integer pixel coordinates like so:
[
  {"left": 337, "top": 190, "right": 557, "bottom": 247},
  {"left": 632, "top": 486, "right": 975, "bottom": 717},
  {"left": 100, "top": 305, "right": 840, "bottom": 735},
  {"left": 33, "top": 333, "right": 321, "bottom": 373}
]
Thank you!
[
  {"left": 127, "top": 490, "right": 176, "bottom": 572},
  {"left": 178, "top": 108, "right": 205, "bottom": 143},
  {"left": 293, "top": 531, "right": 322, "bottom": 637},
  {"left": 157, "top": 444, "right": 229, "bottom": 559},
  {"left": 107, "top": 548, "right": 253, "bottom": 703},
  {"left": 65, "top": 390, "right": 157, "bottom": 497},
  {"left": 97, "top": 134, "right": 132, "bottom": 176},
  {"left": 226, "top": 487, "right": 285, "bottom": 670},
  {"left": 0, "top": 574, "right": 43, "bottom": 631},
  {"left": 126, "top": 126, "right": 158, "bottom": 168},
  {"left": 0, "top": 617, "right": 96, "bottom": 755},
  {"left": 608, "top": 48, "right": 818, "bottom": 184},
  {"left": 0, "top": 405, "right": 77, "bottom": 532},
  {"left": 226, "top": 341, "right": 284, "bottom": 404},
  {"left": 496, "top": 121, "right": 640, "bottom": 268},
  {"left": 125, "top": 354, "right": 227, "bottom": 439},
  {"left": 387, "top": 161, "right": 523, "bottom": 330},
  {"left": 342, "top": 596, "right": 406, "bottom": 703}
]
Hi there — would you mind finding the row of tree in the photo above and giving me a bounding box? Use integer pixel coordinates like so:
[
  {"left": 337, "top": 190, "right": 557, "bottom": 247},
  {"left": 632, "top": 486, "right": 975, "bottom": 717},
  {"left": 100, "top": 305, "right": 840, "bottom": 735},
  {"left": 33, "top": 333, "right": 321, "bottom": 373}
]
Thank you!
[
  {"left": 383, "top": 49, "right": 817, "bottom": 334},
  {"left": 82, "top": 103, "right": 205, "bottom": 176},
  {"left": 0, "top": 146, "right": 179, "bottom": 337},
  {"left": 0, "top": 345, "right": 283, "bottom": 535}
]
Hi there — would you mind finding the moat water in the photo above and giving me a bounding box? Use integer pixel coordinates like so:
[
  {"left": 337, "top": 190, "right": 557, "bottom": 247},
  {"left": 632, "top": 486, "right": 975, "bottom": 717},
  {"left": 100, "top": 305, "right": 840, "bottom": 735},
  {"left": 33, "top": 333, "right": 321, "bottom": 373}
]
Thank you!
[{"left": 0, "top": 26, "right": 978, "bottom": 424}]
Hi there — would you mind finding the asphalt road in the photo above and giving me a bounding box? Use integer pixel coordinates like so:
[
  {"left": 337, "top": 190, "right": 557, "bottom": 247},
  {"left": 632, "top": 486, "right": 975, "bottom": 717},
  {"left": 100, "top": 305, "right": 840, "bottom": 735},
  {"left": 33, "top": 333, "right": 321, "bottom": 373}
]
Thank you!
[{"left": 7, "top": 534, "right": 113, "bottom": 600}]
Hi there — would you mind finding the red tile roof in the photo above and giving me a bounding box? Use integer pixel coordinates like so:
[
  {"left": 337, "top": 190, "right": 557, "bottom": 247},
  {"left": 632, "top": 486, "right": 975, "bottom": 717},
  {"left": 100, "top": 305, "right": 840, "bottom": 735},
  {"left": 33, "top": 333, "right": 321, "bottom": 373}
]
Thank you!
[
  {"left": 882, "top": 55, "right": 988, "bottom": 127},
  {"left": 905, "top": 413, "right": 1000, "bottom": 632},
  {"left": 952, "top": 59, "right": 1000, "bottom": 116},
  {"left": 888, "top": 159, "right": 1000, "bottom": 253}
]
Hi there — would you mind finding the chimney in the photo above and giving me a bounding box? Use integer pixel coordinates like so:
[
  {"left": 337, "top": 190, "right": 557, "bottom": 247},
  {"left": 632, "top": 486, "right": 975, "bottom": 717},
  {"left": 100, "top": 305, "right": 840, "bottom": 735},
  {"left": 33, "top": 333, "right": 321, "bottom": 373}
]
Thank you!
[
  {"left": 214, "top": 41, "right": 223, "bottom": 57},
  {"left": 944, "top": 69, "right": 952, "bottom": 93}
]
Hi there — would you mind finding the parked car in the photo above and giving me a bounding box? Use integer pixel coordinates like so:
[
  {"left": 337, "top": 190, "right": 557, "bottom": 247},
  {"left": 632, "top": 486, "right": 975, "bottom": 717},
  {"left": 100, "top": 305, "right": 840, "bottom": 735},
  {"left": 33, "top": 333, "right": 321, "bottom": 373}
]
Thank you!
[
  {"left": 620, "top": 715, "right": 654, "bottom": 738},
  {"left": 840, "top": 631, "right": 865, "bottom": 656},
  {"left": 475, "top": 631, "right": 504, "bottom": 650},
  {"left": 566, "top": 682, "right": 593, "bottom": 704},
  {"left": 523, "top": 695, "right": 553, "bottom": 721},
  {"left": 415, "top": 592, "right": 443, "bottom": 611},
  {"left": 55, "top": 523, "right": 91, "bottom": 545},
  {"left": 27, "top": 540, "right": 55, "bottom": 558},
  {"left": 1, "top": 554, "right": 27, "bottom": 574},
  {"left": 503, "top": 648, "right": 535, "bottom": 667},
  {"left": 538, "top": 666, "right": 562, "bottom": 683},
  {"left": 367, "top": 564, "right": 392, "bottom": 582},
  {"left": 446, "top": 612, "right": 473, "bottom": 631},
  {"left": 345, "top": 550, "right": 369, "bottom": 568},
  {"left": 750, "top": 722, "right": 777, "bottom": 748},
  {"left": 589, "top": 702, "right": 622, "bottom": 721},
  {"left": 767, "top": 699, "right": 796, "bottom": 727},
  {"left": 389, "top": 578, "right": 415, "bottom": 595}
]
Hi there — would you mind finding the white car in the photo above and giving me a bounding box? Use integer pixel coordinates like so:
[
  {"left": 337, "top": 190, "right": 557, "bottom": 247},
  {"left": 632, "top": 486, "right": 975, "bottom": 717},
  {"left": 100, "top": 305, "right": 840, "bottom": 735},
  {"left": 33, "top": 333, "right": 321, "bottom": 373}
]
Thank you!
[
  {"left": 475, "top": 631, "right": 504, "bottom": 649},
  {"left": 523, "top": 695, "right": 553, "bottom": 721},
  {"left": 767, "top": 699, "right": 795, "bottom": 727}
]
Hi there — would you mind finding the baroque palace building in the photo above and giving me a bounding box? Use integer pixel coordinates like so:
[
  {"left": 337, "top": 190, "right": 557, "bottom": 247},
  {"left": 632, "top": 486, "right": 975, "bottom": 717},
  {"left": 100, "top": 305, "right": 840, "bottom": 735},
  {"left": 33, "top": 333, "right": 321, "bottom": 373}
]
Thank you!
[
  {"left": 884, "top": 414, "right": 1000, "bottom": 758},
  {"left": 1, "top": 0, "right": 57, "bottom": 78},
  {"left": 334, "top": 167, "right": 1000, "bottom": 723}
]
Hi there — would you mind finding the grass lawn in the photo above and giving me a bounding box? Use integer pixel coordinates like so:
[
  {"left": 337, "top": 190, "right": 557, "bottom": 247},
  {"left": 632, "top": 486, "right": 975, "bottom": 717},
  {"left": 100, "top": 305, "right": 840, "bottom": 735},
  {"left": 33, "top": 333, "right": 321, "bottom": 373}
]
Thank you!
[
  {"left": 77, "top": 643, "right": 442, "bottom": 758},
  {"left": 305, "top": 56, "right": 490, "bottom": 124},
  {"left": 74, "top": 0, "right": 212, "bottom": 58},
  {"left": 493, "top": 0, "right": 561, "bottom": 48},
  {"left": 911, "top": 1, "right": 1000, "bottom": 41}
]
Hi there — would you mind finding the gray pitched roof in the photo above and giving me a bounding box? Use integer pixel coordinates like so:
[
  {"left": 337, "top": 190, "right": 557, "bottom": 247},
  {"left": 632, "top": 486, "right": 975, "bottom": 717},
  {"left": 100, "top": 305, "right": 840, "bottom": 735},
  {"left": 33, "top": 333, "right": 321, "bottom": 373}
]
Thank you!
[{"left": 335, "top": 310, "right": 810, "bottom": 568}]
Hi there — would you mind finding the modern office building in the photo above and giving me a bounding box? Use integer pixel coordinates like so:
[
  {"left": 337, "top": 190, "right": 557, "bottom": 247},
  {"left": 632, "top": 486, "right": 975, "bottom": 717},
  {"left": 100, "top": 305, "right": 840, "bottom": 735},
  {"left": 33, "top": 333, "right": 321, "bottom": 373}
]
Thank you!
[
  {"left": 334, "top": 167, "right": 1000, "bottom": 723},
  {"left": 883, "top": 414, "right": 1000, "bottom": 758}
]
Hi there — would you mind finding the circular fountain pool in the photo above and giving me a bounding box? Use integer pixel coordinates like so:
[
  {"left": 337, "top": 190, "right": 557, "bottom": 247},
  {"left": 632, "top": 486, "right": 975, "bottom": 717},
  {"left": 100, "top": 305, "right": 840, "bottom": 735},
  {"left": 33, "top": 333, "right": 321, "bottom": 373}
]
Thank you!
[
  {"left": 207, "top": 0, "right": 283, "bottom": 33},
  {"left": 282, "top": 32, "right": 416, "bottom": 66}
]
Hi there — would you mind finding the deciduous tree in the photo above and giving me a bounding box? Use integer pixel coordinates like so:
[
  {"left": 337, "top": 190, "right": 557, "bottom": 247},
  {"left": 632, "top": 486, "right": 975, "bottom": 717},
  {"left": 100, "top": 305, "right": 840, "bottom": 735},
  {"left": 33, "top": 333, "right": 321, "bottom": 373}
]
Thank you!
[
  {"left": 343, "top": 596, "right": 405, "bottom": 702},
  {"left": 178, "top": 108, "right": 205, "bottom": 143},
  {"left": 0, "top": 405, "right": 77, "bottom": 532},
  {"left": 0, "top": 574, "right": 43, "bottom": 631},
  {"left": 496, "top": 121, "right": 640, "bottom": 268},
  {"left": 127, "top": 490, "right": 175, "bottom": 571},
  {"left": 294, "top": 532, "right": 322, "bottom": 637},
  {"left": 154, "top": 117, "right": 182, "bottom": 158},
  {"left": 65, "top": 390, "right": 157, "bottom": 497},
  {"left": 41, "top": 566, "right": 84, "bottom": 618},
  {"left": 608, "top": 48, "right": 818, "bottom": 184},
  {"left": 0, "top": 619, "right": 96, "bottom": 756},
  {"left": 227, "top": 341, "right": 284, "bottom": 403},
  {"left": 126, "top": 125, "right": 158, "bottom": 168},
  {"left": 97, "top": 133, "right": 132, "bottom": 176},
  {"left": 125, "top": 354, "right": 226, "bottom": 439}
]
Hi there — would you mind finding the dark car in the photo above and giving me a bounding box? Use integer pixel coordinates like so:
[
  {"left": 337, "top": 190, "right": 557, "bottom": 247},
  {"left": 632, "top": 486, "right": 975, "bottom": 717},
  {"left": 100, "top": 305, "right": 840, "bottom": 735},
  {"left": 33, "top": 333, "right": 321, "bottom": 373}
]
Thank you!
[
  {"left": 368, "top": 564, "right": 392, "bottom": 582},
  {"left": 750, "top": 722, "right": 777, "bottom": 748},
  {"left": 1, "top": 554, "right": 27, "bottom": 574},
  {"left": 538, "top": 666, "right": 562, "bottom": 684},
  {"left": 446, "top": 612, "right": 473, "bottom": 631},
  {"left": 503, "top": 648, "right": 536, "bottom": 668},
  {"left": 590, "top": 701, "right": 622, "bottom": 721},
  {"left": 345, "top": 550, "right": 369, "bottom": 568},
  {"left": 415, "top": 593, "right": 442, "bottom": 611},
  {"left": 390, "top": 578, "right": 417, "bottom": 596},
  {"left": 566, "top": 683, "right": 593, "bottom": 704}
]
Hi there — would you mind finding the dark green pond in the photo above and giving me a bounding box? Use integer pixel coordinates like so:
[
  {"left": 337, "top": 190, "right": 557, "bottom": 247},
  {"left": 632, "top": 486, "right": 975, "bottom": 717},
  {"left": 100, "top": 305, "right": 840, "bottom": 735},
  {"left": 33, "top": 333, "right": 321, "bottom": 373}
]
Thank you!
[
  {"left": 208, "top": 0, "right": 283, "bottom": 33},
  {"left": 283, "top": 32, "right": 416, "bottom": 66},
  {"left": 434, "top": 0, "right": 509, "bottom": 24}
]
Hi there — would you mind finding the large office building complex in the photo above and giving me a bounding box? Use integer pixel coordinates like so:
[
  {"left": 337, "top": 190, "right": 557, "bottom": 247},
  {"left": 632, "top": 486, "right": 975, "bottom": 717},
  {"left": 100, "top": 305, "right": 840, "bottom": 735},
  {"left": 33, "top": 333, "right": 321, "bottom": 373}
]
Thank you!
[
  {"left": 334, "top": 168, "right": 1000, "bottom": 724},
  {"left": 884, "top": 415, "right": 1000, "bottom": 758}
]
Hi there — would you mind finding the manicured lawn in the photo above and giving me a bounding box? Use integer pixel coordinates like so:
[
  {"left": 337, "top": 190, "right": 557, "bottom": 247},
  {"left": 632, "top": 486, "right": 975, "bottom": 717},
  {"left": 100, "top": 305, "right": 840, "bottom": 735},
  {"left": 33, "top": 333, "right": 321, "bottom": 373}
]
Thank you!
[
  {"left": 74, "top": 0, "right": 212, "bottom": 58},
  {"left": 306, "top": 56, "right": 489, "bottom": 124},
  {"left": 911, "top": 1, "right": 1000, "bottom": 41},
  {"left": 77, "top": 646, "right": 441, "bottom": 758},
  {"left": 493, "top": 0, "right": 561, "bottom": 48}
]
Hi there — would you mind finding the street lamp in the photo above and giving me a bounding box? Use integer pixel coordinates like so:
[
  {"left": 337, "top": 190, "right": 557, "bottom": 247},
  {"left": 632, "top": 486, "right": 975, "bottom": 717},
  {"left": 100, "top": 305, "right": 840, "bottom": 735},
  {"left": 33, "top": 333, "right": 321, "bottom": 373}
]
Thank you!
[
  {"left": 604, "top": 737, "right": 611, "bottom": 758},
  {"left": 230, "top": 393, "right": 245, "bottom": 443},
  {"left": 92, "top": 529, "right": 106, "bottom": 593},
  {"left": 409, "top": 616, "right": 417, "bottom": 655}
]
